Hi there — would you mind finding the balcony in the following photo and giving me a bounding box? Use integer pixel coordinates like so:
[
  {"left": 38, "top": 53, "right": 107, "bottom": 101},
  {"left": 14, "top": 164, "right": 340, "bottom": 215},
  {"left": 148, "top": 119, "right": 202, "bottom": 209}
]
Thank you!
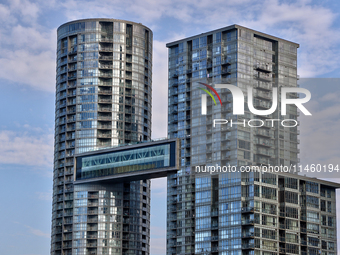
[
  {"left": 97, "top": 142, "right": 111, "bottom": 147},
  {"left": 242, "top": 243, "right": 255, "bottom": 249},
  {"left": 242, "top": 219, "right": 254, "bottom": 225},
  {"left": 98, "top": 64, "right": 113, "bottom": 69},
  {"left": 254, "top": 63, "right": 272, "bottom": 73},
  {"left": 67, "top": 117, "right": 76, "bottom": 123},
  {"left": 254, "top": 73, "right": 272, "bottom": 82},
  {"left": 254, "top": 129, "right": 274, "bottom": 138},
  {"left": 88, "top": 202, "right": 98, "bottom": 207},
  {"left": 99, "top": 37, "right": 113, "bottom": 43},
  {"left": 99, "top": 56, "right": 113, "bottom": 61},
  {"left": 68, "top": 75, "right": 77, "bottom": 80},
  {"left": 254, "top": 139, "right": 273, "bottom": 147},
  {"left": 97, "top": 125, "right": 112, "bottom": 129},
  {"left": 255, "top": 147, "right": 273, "bottom": 157},
  {"left": 241, "top": 207, "right": 254, "bottom": 213},
  {"left": 97, "top": 133, "right": 111, "bottom": 138},
  {"left": 254, "top": 81, "right": 272, "bottom": 91},
  {"left": 99, "top": 73, "right": 113, "bottom": 78},
  {"left": 68, "top": 57, "right": 77, "bottom": 63},
  {"left": 98, "top": 90, "right": 112, "bottom": 95},
  {"left": 221, "top": 58, "right": 231, "bottom": 65},
  {"left": 88, "top": 211, "right": 98, "bottom": 216},
  {"left": 97, "top": 116, "right": 112, "bottom": 121},
  {"left": 98, "top": 82, "right": 112, "bottom": 86},
  {"left": 98, "top": 107, "right": 112, "bottom": 112},
  {"left": 253, "top": 100, "right": 272, "bottom": 109},
  {"left": 68, "top": 49, "right": 77, "bottom": 55},
  {"left": 242, "top": 232, "right": 254, "bottom": 238},
  {"left": 254, "top": 90, "right": 272, "bottom": 100},
  {"left": 98, "top": 98, "right": 112, "bottom": 103},
  {"left": 99, "top": 47, "right": 113, "bottom": 52},
  {"left": 221, "top": 68, "right": 231, "bottom": 75}
]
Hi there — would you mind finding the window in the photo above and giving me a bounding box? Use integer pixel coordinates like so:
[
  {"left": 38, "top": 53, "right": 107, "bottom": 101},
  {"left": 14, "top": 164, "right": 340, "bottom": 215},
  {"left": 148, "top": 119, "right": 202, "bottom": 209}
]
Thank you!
[
  {"left": 328, "top": 228, "right": 335, "bottom": 239},
  {"left": 308, "top": 237, "right": 319, "bottom": 247},
  {"left": 307, "top": 223, "right": 319, "bottom": 234},
  {"left": 262, "top": 202, "right": 276, "bottom": 215},
  {"left": 195, "top": 217, "right": 211, "bottom": 230},
  {"left": 200, "top": 37, "right": 207, "bottom": 47},
  {"left": 328, "top": 216, "right": 334, "bottom": 227},
  {"left": 262, "top": 229, "right": 276, "bottom": 239},
  {"left": 239, "top": 140, "right": 250, "bottom": 150},
  {"left": 285, "top": 191, "right": 298, "bottom": 204},
  {"left": 308, "top": 248, "right": 319, "bottom": 255},
  {"left": 262, "top": 173, "right": 276, "bottom": 185},
  {"left": 307, "top": 211, "right": 319, "bottom": 223},
  {"left": 306, "top": 195, "right": 319, "bottom": 208},
  {"left": 200, "top": 49, "right": 207, "bottom": 59},
  {"left": 321, "top": 187, "right": 326, "bottom": 197},
  {"left": 244, "top": 151, "right": 250, "bottom": 160},
  {"left": 192, "top": 38, "right": 199, "bottom": 49},
  {"left": 286, "top": 233, "right": 298, "bottom": 243},
  {"left": 286, "top": 219, "right": 298, "bottom": 231},
  {"left": 306, "top": 181, "right": 319, "bottom": 194},
  {"left": 215, "top": 32, "right": 221, "bottom": 43},
  {"left": 285, "top": 177, "right": 298, "bottom": 189},
  {"left": 262, "top": 215, "right": 276, "bottom": 227},
  {"left": 220, "top": 201, "right": 241, "bottom": 214},
  {"left": 285, "top": 207, "right": 298, "bottom": 219},
  {"left": 327, "top": 189, "right": 331, "bottom": 198},
  {"left": 254, "top": 185, "right": 260, "bottom": 197},
  {"left": 195, "top": 190, "right": 211, "bottom": 203},
  {"left": 327, "top": 201, "right": 332, "bottom": 213},
  {"left": 196, "top": 177, "right": 211, "bottom": 189},
  {"left": 286, "top": 244, "right": 299, "bottom": 254},
  {"left": 262, "top": 186, "right": 277, "bottom": 200}
]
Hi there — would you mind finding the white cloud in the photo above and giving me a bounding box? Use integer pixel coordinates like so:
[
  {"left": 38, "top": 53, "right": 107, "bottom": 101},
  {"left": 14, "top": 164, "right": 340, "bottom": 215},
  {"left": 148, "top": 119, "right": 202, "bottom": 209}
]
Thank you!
[
  {"left": 150, "top": 226, "right": 166, "bottom": 255},
  {"left": 36, "top": 191, "right": 52, "bottom": 201},
  {"left": 151, "top": 178, "right": 167, "bottom": 197},
  {"left": 0, "top": 0, "right": 339, "bottom": 93},
  {"left": 151, "top": 40, "right": 169, "bottom": 139},
  {"left": 0, "top": 130, "right": 54, "bottom": 167},
  {"left": 0, "top": 3, "right": 11, "bottom": 23},
  {"left": 299, "top": 93, "right": 340, "bottom": 178},
  {"left": 0, "top": 50, "right": 55, "bottom": 92},
  {"left": 25, "top": 225, "right": 50, "bottom": 238},
  {"left": 0, "top": 0, "right": 57, "bottom": 92},
  {"left": 9, "top": 0, "right": 40, "bottom": 24},
  {"left": 320, "top": 91, "right": 340, "bottom": 102}
]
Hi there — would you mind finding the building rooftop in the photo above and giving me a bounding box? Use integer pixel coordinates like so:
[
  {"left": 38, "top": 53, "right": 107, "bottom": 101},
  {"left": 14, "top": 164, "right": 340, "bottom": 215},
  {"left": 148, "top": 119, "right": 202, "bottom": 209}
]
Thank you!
[{"left": 166, "top": 24, "right": 299, "bottom": 47}]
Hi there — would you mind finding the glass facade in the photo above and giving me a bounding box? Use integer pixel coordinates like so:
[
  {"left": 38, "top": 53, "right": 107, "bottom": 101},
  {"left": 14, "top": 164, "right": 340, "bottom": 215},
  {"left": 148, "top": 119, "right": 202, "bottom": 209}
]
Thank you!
[
  {"left": 166, "top": 25, "right": 337, "bottom": 255},
  {"left": 75, "top": 141, "right": 178, "bottom": 180},
  {"left": 52, "top": 19, "right": 152, "bottom": 255}
]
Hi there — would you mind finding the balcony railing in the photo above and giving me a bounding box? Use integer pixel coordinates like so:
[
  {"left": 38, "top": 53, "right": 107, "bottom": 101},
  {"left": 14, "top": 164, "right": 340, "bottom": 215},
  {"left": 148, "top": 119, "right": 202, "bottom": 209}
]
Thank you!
[
  {"left": 99, "top": 56, "right": 113, "bottom": 60},
  {"left": 254, "top": 63, "right": 272, "bottom": 73}
]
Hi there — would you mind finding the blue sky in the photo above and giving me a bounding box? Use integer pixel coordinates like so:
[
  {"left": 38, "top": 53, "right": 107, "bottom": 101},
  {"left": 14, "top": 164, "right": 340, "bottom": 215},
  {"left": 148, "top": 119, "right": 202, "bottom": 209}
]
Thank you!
[{"left": 0, "top": 0, "right": 340, "bottom": 254}]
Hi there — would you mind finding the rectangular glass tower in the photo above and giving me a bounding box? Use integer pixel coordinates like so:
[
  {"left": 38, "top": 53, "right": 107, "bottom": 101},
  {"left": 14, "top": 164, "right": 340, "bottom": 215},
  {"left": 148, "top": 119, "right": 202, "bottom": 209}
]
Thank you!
[{"left": 166, "top": 25, "right": 338, "bottom": 255}]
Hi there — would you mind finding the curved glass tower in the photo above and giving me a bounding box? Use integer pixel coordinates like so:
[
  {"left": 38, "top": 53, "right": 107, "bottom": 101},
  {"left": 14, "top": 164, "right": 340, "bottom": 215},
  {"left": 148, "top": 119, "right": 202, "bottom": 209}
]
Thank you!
[{"left": 52, "top": 19, "right": 152, "bottom": 255}]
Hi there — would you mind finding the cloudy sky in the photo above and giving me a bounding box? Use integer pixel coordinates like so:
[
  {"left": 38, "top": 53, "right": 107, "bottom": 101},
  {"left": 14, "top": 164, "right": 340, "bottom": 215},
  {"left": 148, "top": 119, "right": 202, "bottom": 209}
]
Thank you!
[{"left": 0, "top": 0, "right": 340, "bottom": 254}]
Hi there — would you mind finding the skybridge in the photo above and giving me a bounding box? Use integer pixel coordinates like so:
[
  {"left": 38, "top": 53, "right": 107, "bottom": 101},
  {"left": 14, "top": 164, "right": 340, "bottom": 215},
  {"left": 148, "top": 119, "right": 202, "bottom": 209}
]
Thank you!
[{"left": 74, "top": 138, "right": 180, "bottom": 184}]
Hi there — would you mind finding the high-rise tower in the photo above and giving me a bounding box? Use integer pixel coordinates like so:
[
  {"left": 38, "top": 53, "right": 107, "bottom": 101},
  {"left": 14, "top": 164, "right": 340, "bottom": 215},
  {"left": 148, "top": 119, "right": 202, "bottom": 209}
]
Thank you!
[
  {"left": 166, "top": 25, "right": 338, "bottom": 255},
  {"left": 52, "top": 19, "right": 152, "bottom": 255}
]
